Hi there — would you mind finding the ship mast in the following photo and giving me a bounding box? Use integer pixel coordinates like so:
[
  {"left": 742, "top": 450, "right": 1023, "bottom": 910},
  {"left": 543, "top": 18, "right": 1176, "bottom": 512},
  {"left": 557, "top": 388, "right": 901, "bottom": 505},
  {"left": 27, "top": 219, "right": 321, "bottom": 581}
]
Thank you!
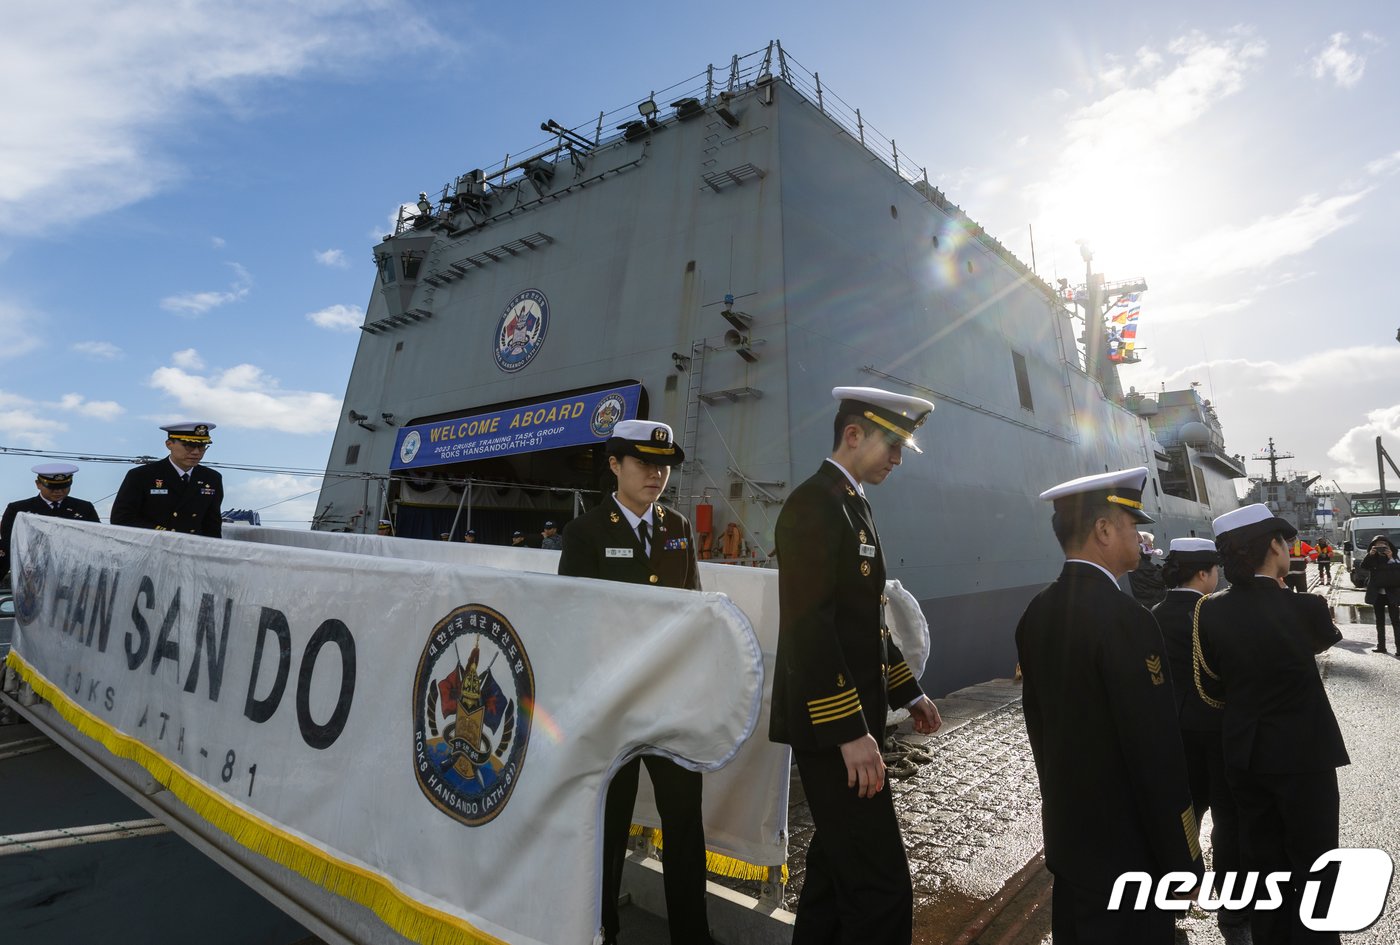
[
  {"left": 1074, "top": 244, "right": 1146, "bottom": 402},
  {"left": 1252, "top": 437, "right": 1293, "bottom": 485}
]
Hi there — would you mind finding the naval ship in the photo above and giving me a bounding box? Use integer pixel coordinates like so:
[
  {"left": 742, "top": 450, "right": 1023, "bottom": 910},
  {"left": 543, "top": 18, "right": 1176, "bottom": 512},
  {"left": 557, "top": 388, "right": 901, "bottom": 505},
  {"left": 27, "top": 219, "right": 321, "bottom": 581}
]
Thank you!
[{"left": 312, "top": 41, "right": 1245, "bottom": 696}]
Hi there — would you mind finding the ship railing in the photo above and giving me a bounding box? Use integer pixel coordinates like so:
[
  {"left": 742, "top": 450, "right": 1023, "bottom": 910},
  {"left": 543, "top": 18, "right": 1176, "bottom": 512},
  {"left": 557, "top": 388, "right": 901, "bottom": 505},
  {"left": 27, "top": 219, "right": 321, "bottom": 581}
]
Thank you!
[{"left": 392, "top": 39, "right": 1061, "bottom": 305}]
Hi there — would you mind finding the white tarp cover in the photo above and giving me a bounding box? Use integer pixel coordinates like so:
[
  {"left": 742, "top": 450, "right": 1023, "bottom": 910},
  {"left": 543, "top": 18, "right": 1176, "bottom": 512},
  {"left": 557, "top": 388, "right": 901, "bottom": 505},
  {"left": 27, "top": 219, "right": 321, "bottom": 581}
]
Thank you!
[
  {"left": 6, "top": 516, "right": 763, "bottom": 945},
  {"left": 223, "top": 526, "right": 932, "bottom": 873}
]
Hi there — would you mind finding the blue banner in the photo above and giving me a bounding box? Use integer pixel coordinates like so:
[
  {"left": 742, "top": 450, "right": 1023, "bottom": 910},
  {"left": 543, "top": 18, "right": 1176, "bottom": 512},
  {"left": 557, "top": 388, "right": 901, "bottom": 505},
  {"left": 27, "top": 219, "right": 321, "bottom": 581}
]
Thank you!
[{"left": 390, "top": 384, "right": 642, "bottom": 471}]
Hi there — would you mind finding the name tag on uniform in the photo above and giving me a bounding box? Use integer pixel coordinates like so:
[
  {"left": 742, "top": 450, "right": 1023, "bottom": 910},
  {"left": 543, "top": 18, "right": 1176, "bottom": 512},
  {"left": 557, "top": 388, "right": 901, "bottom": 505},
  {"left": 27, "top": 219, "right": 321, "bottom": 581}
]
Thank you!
[
  {"left": 859, "top": 544, "right": 877, "bottom": 558},
  {"left": 150, "top": 488, "right": 169, "bottom": 495},
  {"left": 605, "top": 547, "right": 634, "bottom": 558}
]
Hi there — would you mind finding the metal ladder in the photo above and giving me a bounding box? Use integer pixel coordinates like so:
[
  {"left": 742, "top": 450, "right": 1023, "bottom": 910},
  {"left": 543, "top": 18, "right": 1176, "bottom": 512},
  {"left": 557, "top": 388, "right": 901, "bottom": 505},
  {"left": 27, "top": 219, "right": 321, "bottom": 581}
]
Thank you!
[{"left": 675, "top": 338, "right": 709, "bottom": 513}]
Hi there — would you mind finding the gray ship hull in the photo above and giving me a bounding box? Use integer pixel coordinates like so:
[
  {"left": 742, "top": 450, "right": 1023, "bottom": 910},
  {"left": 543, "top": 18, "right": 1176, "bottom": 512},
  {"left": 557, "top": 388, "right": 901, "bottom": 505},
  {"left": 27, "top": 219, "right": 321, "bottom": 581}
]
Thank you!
[{"left": 314, "top": 45, "right": 1243, "bottom": 696}]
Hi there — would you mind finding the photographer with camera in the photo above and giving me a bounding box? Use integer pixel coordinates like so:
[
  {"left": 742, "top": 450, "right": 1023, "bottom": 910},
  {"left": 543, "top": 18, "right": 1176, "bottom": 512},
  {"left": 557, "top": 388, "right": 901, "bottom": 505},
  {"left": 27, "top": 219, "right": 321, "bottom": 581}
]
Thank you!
[{"left": 1360, "top": 536, "right": 1400, "bottom": 654}]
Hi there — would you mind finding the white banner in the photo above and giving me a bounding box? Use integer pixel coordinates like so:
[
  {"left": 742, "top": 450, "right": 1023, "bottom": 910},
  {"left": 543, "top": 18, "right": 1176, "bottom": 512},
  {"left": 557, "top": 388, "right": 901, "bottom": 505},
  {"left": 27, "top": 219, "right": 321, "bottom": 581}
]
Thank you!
[
  {"left": 7, "top": 516, "right": 762, "bottom": 945},
  {"left": 223, "top": 526, "right": 931, "bottom": 873}
]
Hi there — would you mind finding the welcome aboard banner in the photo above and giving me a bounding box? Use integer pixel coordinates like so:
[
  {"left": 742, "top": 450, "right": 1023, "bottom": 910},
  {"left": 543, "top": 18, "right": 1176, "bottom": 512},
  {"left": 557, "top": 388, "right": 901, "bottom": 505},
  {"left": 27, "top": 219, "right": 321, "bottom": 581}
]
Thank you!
[{"left": 6, "top": 516, "right": 762, "bottom": 945}]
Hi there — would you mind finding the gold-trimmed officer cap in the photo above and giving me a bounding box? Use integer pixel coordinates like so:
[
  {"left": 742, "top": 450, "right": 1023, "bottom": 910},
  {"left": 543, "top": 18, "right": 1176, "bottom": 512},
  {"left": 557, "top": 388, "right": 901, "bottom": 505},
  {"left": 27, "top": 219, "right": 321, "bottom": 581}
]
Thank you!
[
  {"left": 607, "top": 419, "right": 685, "bottom": 466},
  {"left": 1212, "top": 503, "right": 1296, "bottom": 547},
  {"left": 161, "top": 421, "right": 216, "bottom": 444},
  {"left": 1166, "top": 537, "right": 1220, "bottom": 567},
  {"left": 1039, "top": 466, "right": 1154, "bottom": 524},
  {"left": 33, "top": 463, "right": 79, "bottom": 487},
  {"left": 832, "top": 386, "right": 934, "bottom": 454}
]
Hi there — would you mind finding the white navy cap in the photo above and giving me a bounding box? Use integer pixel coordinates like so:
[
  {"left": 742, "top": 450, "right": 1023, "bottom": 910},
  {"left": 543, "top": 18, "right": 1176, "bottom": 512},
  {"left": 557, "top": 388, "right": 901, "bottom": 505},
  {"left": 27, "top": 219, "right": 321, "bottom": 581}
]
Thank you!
[
  {"left": 33, "top": 463, "right": 79, "bottom": 486},
  {"left": 161, "top": 421, "right": 215, "bottom": 444},
  {"left": 832, "top": 386, "right": 934, "bottom": 454},
  {"left": 607, "top": 419, "right": 684, "bottom": 466},
  {"left": 1212, "top": 503, "right": 1296, "bottom": 545},
  {"left": 1167, "top": 537, "right": 1220, "bottom": 566},
  {"left": 1039, "top": 466, "right": 1154, "bottom": 524}
]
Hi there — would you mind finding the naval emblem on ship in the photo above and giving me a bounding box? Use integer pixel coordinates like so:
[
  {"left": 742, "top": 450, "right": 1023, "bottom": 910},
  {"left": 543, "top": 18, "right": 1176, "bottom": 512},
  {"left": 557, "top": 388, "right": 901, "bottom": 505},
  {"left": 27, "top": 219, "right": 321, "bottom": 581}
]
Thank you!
[
  {"left": 590, "top": 393, "right": 627, "bottom": 437},
  {"left": 399, "top": 430, "right": 422, "bottom": 465},
  {"left": 494, "top": 289, "right": 550, "bottom": 374},
  {"left": 413, "top": 604, "right": 535, "bottom": 827}
]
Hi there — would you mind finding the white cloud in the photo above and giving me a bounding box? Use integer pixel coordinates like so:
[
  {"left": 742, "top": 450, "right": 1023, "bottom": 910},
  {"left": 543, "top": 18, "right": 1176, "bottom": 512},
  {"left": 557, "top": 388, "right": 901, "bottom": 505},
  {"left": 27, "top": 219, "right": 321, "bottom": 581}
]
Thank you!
[
  {"left": 1367, "top": 150, "right": 1400, "bottom": 177},
  {"left": 71, "top": 340, "right": 123, "bottom": 360},
  {"left": 0, "top": 301, "right": 43, "bottom": 360},
  {"left": 53, "top": 392, "right": 124, "bottom": 420},
  {"left": 232, "top": 474, "right": 325, "bottom": 527},
  {"left": 1310, "top": 33, "right": 1367, "bottom": 88},
  {"left": 1329, "top": 403, "right": 1400, "bottom": 485},
  {"left": 315, "top": 248, "right": 349, "bottom": 268},
  {"left": 0, "top": 390, "right": 67, "bottom": 447},
  {"left": 172, "top": 348, "right": 205, "bottom": 370},
  {"left": 0, "top": 3, "right": 454, "bottom": 236},
  {"left": 306, "top": 304, "right": 364, "bottom": 332},
  {"left": 149, "top": 355, "right": 341, "bottom": 434},
  {"left": 1167, "top": 190, "right": 1368, "bottom": 281},
  {"left": 160, "top": 262, "right": 252, "bottom": 316},
  {"left": 211, "top": 236, "right": 226, "bottom": 249}
]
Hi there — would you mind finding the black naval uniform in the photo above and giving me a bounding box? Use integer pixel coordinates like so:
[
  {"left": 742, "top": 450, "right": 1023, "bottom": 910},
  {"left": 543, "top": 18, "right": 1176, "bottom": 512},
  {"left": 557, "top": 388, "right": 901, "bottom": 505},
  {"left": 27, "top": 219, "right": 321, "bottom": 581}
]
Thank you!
[
  {"left": 557, "top": 495, "right": 709, "bottom": 945},
  {"left": 1016, "top": 562, "right": 1202, "bottom": 945},
  {"left": 770, "top": 460, "right": 925, "bottom": 945},
  {"left": 1198, "top": 578, "right": 1348, "bottom": 945},
  {"left": 1152, "top": 588, "right": 1245, "bottom": 927},
  {"left": 0, "top": 495, "right": 101, "bottom": 581},
  {"left": 110, "top": 460, "right": 224, "bottom": 538}
]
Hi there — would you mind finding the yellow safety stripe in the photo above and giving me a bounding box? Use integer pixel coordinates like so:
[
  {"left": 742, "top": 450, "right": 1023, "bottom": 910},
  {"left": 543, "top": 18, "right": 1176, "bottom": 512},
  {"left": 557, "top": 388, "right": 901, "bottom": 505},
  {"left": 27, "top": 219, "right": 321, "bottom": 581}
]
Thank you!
[
  {"left": 1105, "top": 494, "right": 1143, "bottom": 510},
  {"left": 806, "top": 690, "right": 860, "bottom": 709}
]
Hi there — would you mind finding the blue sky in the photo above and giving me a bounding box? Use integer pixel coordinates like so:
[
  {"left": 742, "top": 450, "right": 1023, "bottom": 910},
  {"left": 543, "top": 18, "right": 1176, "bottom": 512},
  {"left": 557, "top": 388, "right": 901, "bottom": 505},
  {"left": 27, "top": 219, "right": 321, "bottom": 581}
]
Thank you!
[{"left": 1, "top": 1, "right": 1396, "bottom": 525}]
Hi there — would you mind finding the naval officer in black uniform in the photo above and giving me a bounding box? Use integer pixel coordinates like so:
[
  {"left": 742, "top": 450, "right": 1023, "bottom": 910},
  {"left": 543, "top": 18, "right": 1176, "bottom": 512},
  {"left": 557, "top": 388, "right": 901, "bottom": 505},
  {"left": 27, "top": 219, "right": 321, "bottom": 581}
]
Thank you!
[
  {"left": 557, "top": 419, "right": 710, "bottom": 945},
  {"left": 111, "top": 422, "right": 224, "bottom": 538},
  {"left": 770, "top": 386, "right": 943, "bottom": 945},
  {"left": 1016, "top": 467, "right": 1202, "bottom": 945},
  {"left": 1152, "top": 538, "right": 1248, "bottom": 932},
  {"left": 1196, "top": 504, "right": 1348, "bottom": 945},
  {"left": 1, "top": 463, "right": 101, "bottom": 582}
]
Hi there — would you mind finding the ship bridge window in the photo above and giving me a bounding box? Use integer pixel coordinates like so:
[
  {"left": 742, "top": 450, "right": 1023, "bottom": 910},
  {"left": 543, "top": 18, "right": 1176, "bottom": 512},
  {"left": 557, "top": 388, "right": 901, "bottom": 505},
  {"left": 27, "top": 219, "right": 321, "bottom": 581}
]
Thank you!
[
  {"left": 1011, "top": 351, "right": 1034, "bottom": 412},
  {"left": 401, "top": 254, "right": 423, "bottom": 280},
  {"left": 377, "top": 255, "right": 395, "bottom": 285}
]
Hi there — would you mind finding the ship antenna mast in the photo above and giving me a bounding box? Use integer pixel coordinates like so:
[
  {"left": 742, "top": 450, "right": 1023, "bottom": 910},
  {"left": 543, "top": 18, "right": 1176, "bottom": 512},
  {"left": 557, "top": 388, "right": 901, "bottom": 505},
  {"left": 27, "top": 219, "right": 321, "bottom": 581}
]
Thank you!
[{"left": 1251, "top": 437, "right": 1294, "bottom": 484}]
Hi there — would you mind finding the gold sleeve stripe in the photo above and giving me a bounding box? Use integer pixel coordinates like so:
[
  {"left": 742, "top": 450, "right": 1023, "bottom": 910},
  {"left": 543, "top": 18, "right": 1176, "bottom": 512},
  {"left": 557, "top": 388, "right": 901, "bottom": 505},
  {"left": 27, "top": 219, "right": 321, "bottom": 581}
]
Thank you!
[
  {"left": 810, "top": 701, "right": 864, "bottom": 724},
  {"left": 1181, "top": 806, "right": 1201, "bottom": 860},
  {"left": 806, "top": 690, "right": 860, "bottom": 710},
  {"left": 887, "top": 664, "right": 915, "bottom": 688}
]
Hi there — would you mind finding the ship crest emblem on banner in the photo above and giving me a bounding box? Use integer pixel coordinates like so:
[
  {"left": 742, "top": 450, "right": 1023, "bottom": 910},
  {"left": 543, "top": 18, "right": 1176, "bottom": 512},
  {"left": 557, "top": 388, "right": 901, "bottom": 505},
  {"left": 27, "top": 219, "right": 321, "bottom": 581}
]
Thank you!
[
  {"left": 591, "top": 393, "right": 626, "bottom": 437},
  {"left": 13, "top": 530, "right": 50, "bottom": 626},
  {"left": 399, "top": 430, "right": 422, "bottom": 465},
  {"left": 413, "top": 604, "right": 536, "bottom": 827},
  {"left": 494, "top": 289, "right": 550, "bottom": 374}
]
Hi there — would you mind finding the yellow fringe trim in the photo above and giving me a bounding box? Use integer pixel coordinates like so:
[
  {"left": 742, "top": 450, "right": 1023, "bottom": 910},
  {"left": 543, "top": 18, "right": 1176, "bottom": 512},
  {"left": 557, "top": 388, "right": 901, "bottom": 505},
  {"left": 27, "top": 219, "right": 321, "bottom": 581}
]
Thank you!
[
  {"left": 5, "top": 650, "right": 505, "bottom": 945},
  {"left": 627, "top": 824, "right": 789, "bottom": 883}
]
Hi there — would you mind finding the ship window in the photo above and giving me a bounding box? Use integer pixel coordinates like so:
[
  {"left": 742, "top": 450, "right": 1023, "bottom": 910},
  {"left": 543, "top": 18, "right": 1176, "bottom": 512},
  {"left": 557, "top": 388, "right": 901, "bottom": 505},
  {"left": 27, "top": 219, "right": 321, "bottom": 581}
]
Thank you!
[
  {"left": 1011, "top": 351, "right": 1034, "bottom": 411},
  {"left": 401, "top": 255, "right": 423, "bottom": 280},
  {"left": 729, "top": 481, "right": 744, "bottom": 499},
  {"left": 345, "top": 444, "right": 360, "bottom": 466},
  {"left": 686, "top": 260, "right": 696, "bottom": 272},
  {"left": 665, "top": 374, "right": 678, "bottom": 391},
  {"left": 395, "top": 341, "right": 404, "bottom": 352},
  {"left": 377, "top": 256, "right": 395, "bottom": 285},
  {"left": 890, "top": 205, "right": 898, "bottom": 219},
  {"left": 1194, "top": 467, "right": 1209, "bottom": 505}
]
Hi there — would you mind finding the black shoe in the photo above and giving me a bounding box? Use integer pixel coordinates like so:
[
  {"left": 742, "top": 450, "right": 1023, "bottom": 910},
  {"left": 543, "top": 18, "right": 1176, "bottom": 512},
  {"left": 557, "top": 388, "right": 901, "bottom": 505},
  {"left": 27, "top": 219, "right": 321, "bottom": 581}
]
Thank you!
[{"left": 1374, "top": 647, "right": 1388, "bottom": 653}]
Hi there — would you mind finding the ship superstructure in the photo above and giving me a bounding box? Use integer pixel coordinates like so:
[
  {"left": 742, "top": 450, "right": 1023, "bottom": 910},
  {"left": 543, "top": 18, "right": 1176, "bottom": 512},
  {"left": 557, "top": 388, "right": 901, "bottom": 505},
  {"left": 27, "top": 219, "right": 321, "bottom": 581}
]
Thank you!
[{"left": 314, "top": 42, "right": 1244, "bottom": 695}]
